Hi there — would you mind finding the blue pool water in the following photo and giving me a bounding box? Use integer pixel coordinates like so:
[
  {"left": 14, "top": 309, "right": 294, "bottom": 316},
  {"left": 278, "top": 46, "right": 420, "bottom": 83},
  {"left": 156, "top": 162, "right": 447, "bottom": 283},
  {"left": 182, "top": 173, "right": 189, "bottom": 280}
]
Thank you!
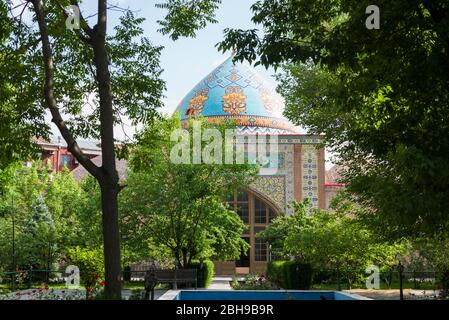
[{"left": 162, "top": 290, "right": 369, "bottom": 300}]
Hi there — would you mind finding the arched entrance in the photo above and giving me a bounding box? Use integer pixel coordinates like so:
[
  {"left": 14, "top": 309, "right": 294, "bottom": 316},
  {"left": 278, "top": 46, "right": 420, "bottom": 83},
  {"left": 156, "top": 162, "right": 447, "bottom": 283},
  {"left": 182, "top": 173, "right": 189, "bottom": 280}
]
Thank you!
[{"left": 214, "top": 189, "right": 280, "bottom": 275}]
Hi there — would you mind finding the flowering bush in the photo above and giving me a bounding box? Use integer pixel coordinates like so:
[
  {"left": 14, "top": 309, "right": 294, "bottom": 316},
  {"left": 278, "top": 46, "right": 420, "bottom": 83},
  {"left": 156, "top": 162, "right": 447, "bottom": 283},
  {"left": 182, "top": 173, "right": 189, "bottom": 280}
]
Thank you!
[
  {"left": 84, "top": 273, "right": 106, "bottom": 299},
  {"left": 66, "top": 246, "right": 104, "bottom": 296},
  {"left": 0, "top": 287, "right": 86, "bottom": 300},
  {"left": 0, "top": 276, "right": 107, "bottom": 300},
  {"left": 231, "top": 274, "right": 278, "bottom": 290}
]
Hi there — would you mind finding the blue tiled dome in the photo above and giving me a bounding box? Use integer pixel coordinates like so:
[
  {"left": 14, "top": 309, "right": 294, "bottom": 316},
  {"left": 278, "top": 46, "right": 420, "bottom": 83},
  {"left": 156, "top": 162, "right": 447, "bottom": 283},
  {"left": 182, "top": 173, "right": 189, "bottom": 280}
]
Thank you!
[{"left": 174, "top": 56, "right": 297, "bottom": 133}]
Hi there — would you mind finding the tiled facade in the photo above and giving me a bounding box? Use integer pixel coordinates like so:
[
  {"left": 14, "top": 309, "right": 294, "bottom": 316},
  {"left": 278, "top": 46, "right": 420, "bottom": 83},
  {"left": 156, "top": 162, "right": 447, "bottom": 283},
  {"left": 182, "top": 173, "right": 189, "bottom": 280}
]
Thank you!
[{"left": 215, "top": 135, "right": 328, "bottom": 275}]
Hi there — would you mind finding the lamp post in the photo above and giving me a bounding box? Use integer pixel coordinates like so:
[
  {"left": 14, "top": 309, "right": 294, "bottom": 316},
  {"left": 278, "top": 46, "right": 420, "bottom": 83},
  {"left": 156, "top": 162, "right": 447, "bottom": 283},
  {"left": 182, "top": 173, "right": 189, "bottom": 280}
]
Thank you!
[
  {"left": 268, "top": 243, "right": 272, "bottom": 262},
  {"left": 336, "top": 261, "right": 341, "bottom": 291},
  {"left": 10, "top": 183, "right": 16, "bottom": 291},
  {"left": 121, "top": 235, "right": 128, "bottom": 265},
  {"left": 0, "top": 181, "right": 15, "bottom": 290},
  {"left": 121, "top": 235, "right": 130, "bottom": 282},
  {"left": 9, "top": 168, "right": 28, "bottom": 291}
]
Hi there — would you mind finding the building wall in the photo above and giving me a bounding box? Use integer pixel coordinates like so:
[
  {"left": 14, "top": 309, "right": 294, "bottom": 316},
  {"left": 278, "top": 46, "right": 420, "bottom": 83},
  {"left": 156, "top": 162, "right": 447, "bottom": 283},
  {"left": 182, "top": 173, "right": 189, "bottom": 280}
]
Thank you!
[
  {"left": 215, "top": 136, "right": 326, "bottom": 275},
  {"left": 39, "top": 145, "right": 98, "bottom": 172},
  {"left": 325, "top": 185, "right": 345, "bottom": 209},
  {"left": 249, "top": 137, "right": 325, "bottom": 215}
]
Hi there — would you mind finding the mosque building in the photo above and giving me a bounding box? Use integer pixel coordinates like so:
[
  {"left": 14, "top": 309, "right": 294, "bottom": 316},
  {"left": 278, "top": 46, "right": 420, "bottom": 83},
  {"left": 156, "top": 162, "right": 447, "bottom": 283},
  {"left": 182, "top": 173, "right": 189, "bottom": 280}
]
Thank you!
[
  {"left": 173, "top": 56, "right": 339, "bottom": 275},
  {"left": 38, "top": 56, "right": 343, "bottom": 275}
]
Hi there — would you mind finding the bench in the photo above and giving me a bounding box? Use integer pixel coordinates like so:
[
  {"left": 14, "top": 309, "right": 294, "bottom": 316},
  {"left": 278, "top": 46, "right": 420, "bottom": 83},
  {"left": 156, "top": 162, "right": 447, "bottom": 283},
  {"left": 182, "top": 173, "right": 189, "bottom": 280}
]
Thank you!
[{"left": 144, "top": 269, "right": 197, "bottom": 300}]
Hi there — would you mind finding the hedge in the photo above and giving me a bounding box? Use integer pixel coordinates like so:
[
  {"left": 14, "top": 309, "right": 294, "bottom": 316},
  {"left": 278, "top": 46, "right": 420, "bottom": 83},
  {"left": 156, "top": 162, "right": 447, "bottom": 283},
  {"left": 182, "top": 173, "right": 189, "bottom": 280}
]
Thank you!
[
  {"left": 266, "top": 261, "right": 312, "bottom": 289},
  {"left": 266, "top": 261, "right": 285, "bottom": 287},
  {"left": 187, "top": 260, "right": 214, "bottom": 288}
]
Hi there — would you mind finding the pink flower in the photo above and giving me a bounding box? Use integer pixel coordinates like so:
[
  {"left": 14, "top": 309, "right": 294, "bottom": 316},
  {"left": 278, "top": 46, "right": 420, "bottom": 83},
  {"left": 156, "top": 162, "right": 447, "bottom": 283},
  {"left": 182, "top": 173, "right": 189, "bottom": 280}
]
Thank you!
[{"left": 100, "top": 280, "right": 105, "bottom": 287}]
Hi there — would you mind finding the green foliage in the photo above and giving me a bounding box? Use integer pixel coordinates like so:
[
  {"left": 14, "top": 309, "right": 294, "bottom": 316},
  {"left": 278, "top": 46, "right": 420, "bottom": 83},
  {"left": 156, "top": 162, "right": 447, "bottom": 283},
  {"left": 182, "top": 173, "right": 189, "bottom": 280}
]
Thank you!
[
  {"left": 410, "top": 236, "right": 449, "bottom": 297},
  {"left": 75, "top": 176, "right": 103, "bottom": 248},
  {"left": 259, "top": 198, "right": 408, "bottom": 272},
  {"left": 46, "top": 168, "right": 87, "bottom": 248},
  {"left": 266, "top": 261, "right": 313, "bottom": 290},
  {"left": 1, "top": 1, "right": 165, "bottom": 142},
  {"left": 218, "top": 0, "right": 449, "bottom": 237},
  {"left": 156, "top": 0, "right": 221, "bottom": 40},
  {"left": 120, "top": 116, "right": 256, "bottom": 267},
  {"left": 19, "top": 194, "right": 56, "bottom": 269},
  {"left": 0, "top": 162, "right": 89, "bottom": 271},
  {"left": 187, "top": 260, "right": 214, "bottom": 288},
  {"left": 283, "top": 262, "right": 313, "bottom": 290},
  {"left": 265, "top": 261, "right": 285, "bottom": 287},
  {"left": 67, "top": 246, "right": 104, "bottom": 289},
  {"left": 439, "top": 272, "right": 449, "bottom": 298},
  {"left": 409, "top": 237, "right": 449, "bottom": 271},
  {"left": 1, "top": 0, "right": 225, "bottom": 298},
  {"left": 0, "top": 3, "right": 48, "bottom": 169}
]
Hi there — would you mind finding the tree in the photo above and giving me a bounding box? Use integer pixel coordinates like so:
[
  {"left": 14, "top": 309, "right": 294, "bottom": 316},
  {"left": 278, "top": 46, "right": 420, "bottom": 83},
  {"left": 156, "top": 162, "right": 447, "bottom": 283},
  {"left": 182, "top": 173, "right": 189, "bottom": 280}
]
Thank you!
[
  {"left": 0, "top": 162, "right": 85, "bottom": 271},
  {"left": 2, "top": 0, "right": 221, "bottom": 298},
  {"left": 119, "top": 116, "right": 256, "bottom": 267},
  {"left": 258, "top": 198, "right": 408, "bottom": 279},
  {"left": 218, "top": 0, "right": 449, "bottom": 237},
  {"left": 46, "top": 168, "right": 86, "bottom": 249},
  {"left": 21, "top": 194, "right": 56, "bottom": 271},
  {"left": 0, "top": 1, "right": 47, "bottom": 168},
  {"left": 74, "top": 176, "right": 103, "bottom": 249},
  {"left": 67, "top": 246, "right": 104, "bottom": 298}
]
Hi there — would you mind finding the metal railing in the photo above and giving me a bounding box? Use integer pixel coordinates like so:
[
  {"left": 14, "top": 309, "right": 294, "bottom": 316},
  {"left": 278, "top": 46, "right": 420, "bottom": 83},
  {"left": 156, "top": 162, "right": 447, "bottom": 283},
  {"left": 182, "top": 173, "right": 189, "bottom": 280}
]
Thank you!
[
  {"left": 0, "top": 268, "right": 200, "bottom": 293},
  {"left": 309, "top": 268, "right": 447, "bottom": 300}
]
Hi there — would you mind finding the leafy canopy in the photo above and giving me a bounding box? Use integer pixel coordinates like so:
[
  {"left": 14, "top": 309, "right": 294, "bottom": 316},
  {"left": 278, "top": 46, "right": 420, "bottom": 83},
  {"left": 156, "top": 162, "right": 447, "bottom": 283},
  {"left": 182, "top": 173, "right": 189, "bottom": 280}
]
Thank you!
[
  {"left": 218, "top": 0, "right": 449, "bottom": 236},
  {"left": 0, "top": 162, "right": 87, "bottom": 270},
  {"left": 258, "top": 198, "right": 408, "bottom": 271},
  {"left": 120, "top": 116, "right": 257, "bottom": 267},
  {"left": 0, "top": 0, "right": 223, "bottom": 168}
]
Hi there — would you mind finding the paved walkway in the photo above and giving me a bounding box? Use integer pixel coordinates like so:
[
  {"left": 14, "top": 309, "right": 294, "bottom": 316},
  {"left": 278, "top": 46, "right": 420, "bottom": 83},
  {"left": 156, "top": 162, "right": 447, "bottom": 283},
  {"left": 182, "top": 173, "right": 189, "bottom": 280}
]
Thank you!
[
  {"left": 345, "top": 289, "right": 440, "bottom": 300},
  {"left": 208, "top": 277, "right": 234, "bottom": 290}
]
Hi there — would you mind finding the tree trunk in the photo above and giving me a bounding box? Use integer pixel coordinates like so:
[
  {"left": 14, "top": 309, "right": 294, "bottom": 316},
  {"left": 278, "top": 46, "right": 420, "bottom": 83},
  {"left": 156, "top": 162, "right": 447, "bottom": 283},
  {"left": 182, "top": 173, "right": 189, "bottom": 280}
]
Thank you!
[
  {"left": 182, "top": 248, "right": 188, "bottom": 268},
  {"left": 31, "top": 0, "right": 123, "bottom": 299},
  {"left": 174, "top": 249, "right": 182, "bottom": 268},
  {"left": 100, "top": 183, "right": 122, "bottom": 299},
  {"left": 93, "top": 0, "right": 122, "bottom": 299}
]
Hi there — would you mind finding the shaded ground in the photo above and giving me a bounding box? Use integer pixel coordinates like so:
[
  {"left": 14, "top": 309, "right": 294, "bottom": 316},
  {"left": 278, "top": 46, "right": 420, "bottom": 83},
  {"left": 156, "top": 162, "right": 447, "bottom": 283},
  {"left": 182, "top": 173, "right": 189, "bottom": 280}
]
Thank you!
[{"left": 344, "top": 289, "right": 440, "bottom": 300}]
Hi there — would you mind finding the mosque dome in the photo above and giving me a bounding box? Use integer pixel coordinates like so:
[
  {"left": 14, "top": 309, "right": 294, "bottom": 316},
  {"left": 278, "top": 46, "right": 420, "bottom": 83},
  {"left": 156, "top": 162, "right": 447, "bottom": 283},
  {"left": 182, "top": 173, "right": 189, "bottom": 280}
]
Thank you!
[{"left": 174, "top": 56, "right": 297, "bottom": 134}]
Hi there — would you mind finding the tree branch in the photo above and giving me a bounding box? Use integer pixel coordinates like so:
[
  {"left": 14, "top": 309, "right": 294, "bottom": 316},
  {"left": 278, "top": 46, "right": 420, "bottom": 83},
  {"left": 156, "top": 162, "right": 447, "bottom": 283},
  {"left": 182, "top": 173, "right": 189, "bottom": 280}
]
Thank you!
[
  {"left": 31, "top": 0, "right": 102, "bottom": 179},
  {"left": 54, "top": 0, "right": 93, "bottom": 45}
]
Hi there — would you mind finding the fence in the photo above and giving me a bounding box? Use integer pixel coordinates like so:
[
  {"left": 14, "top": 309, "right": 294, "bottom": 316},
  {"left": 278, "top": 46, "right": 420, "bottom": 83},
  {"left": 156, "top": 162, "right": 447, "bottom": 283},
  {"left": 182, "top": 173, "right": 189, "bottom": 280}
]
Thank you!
[
  {"left": 0, "top": 270, "right": 69, "bottom": 293},
  {"left": 0, "top": 268, "right": 197, "bottom": 293},
  {"left": 309, "top": 269, "right": 446, "bottom": 300},
  {"left": 1, "top": 268, "right": 447, "bottom": 300}
]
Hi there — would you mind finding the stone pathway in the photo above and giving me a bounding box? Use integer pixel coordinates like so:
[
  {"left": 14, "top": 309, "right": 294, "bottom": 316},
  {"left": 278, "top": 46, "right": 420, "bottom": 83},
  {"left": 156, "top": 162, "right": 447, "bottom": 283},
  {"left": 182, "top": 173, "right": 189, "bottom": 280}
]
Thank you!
[{"left": 208, "top": 277, "right": 234, "bottom": 290}]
